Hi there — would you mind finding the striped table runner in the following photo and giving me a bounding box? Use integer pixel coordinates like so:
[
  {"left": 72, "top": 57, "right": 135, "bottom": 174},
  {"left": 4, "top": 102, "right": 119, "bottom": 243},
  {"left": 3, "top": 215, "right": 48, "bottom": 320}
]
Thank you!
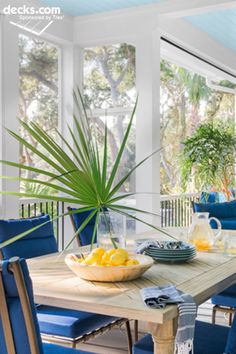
[{"left": 140, "top": 285, "right": 197, "bottom": 354}]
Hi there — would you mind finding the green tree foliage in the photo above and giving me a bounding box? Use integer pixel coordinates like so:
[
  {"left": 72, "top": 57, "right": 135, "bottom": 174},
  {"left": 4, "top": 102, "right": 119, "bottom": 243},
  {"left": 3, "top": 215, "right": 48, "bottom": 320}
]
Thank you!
[
  {"left": 180, "top": 122, "right": 236, "bottom": 199},
  {"left": 18, "top": 35, "right": 235, "bottom": 197},
  {"left": 83, "top": 44, "right": 136, "bottom": 192},
  {"left": 160, "top": 60, "right": 235, "bottom": 194},
  {"left": 19, "top": 34, "right": 59, "bottom": 190}
]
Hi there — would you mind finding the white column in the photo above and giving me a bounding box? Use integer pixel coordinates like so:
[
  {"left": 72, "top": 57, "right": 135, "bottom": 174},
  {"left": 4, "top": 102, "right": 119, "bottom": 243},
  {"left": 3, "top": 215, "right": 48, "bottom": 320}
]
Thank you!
[
  {"left": 0, "top": 16, "right": 19, "bottom": 218},
  {"left": 60, "top": 43, "right": 83, "bottom": 249},
  {"left": 135, "top": 28, "right": 161, "bottom": 232}
]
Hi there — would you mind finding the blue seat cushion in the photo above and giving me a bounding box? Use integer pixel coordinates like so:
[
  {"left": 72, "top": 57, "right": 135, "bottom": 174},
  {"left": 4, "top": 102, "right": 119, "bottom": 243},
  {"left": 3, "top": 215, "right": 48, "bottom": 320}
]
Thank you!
[
  {"left": 133, "top": 334, "right": 153, "bottom": 354},
  {"left": 194, "top": 320, "right": 229, "bottom": 354},
  {"left": 43, "top": 343, "right": 93, "bottom": 353},
  {"left": 225, "top": 312, "right": 236, "bottom": 353},
  {"left": 133, "top": 321, "right": 229, "bottom": 354},
  {"left": 212, "top": 284, "right": 236, "bottom": 307},
  {"left": 70, "top": 209, "right": 97, "bottom": 246},
  {"left": 37, "top": 305, "right": 118, "bottom": 339},
  {"left": 0, "top": 214, "right": 58, "bottom": 259}
]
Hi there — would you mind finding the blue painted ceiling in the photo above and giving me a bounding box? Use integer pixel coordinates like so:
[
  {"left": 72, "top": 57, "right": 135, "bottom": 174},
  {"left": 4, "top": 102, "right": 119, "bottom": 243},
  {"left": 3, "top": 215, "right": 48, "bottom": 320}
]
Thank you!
[
  {"left": 186, "top": 9, "right": 236, "bottom": 53},
  {"left": 40, "top": 0, "right": 164, "bottom": 16}
]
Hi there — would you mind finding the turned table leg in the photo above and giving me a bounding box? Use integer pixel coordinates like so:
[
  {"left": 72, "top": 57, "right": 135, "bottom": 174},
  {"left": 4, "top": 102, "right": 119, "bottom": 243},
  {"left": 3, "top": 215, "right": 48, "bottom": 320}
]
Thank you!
[{"left": 147, "top": 319, "right": 177, "bottom": 354}]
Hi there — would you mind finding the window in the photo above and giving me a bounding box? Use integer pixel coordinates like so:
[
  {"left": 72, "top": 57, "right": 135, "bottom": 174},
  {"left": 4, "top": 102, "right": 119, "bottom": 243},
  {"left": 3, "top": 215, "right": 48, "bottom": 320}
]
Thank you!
[
  {"left": 83, "top": 43, "right": 136, "bottom": 192},
  {"left": 19, "top": 34, "right": 59, "bottom": 193},
  {"left": 160, "top": 59, "right": 235, "bottom": 194}
]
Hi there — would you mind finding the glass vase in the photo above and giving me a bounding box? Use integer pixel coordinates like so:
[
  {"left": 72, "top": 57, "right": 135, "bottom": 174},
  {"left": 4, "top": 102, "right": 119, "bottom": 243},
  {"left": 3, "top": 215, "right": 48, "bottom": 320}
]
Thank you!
[{"left": 97, "top": 211, "right": 126, "bottom": 250}]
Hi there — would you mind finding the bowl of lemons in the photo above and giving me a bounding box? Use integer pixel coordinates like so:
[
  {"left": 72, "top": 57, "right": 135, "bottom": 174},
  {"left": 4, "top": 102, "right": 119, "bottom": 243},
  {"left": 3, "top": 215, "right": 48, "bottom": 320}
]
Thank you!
[{"left": 65, "top": 248, "right": 154, "bottom": 282}]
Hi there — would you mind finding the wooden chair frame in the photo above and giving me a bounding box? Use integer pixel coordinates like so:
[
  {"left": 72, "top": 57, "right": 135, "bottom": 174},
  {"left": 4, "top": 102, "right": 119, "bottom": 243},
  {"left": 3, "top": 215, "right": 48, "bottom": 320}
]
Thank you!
[
  {"left": 212, "top": 304, "right": 235, "bottom": 326},
  {"left": 0, "top": 257, "right": 41, "bottom": 354}
]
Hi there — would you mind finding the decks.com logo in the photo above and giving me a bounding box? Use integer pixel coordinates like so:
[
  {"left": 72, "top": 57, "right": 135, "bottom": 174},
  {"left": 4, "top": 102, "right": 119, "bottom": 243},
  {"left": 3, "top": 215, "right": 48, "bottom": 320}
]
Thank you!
[
  {"left": 3, "top": 5, "right": 61, "bottom": 17},
  {"left": 2, "top": 5, "right": 64, "bottom": 35}
]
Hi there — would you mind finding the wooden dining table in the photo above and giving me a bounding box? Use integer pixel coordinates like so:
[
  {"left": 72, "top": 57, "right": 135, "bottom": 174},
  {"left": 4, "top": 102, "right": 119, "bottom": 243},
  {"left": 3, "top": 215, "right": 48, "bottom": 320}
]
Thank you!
[{"left": 27, "top": 228, "right": 236, "bottom": 354}]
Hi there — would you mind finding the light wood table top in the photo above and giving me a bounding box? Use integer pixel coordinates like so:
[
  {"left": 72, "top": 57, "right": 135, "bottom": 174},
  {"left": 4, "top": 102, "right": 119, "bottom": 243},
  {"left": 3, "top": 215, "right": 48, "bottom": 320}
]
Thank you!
[{"left": 27, "top": 228, "right": 236, "bottom": 354}]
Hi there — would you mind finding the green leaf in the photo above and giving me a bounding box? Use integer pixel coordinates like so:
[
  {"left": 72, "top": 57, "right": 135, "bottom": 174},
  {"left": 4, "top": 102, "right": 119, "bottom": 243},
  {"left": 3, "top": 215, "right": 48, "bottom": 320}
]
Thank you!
[
  {"left": 105, "top": 98, "right": 138, "bottom": 196},
  {"left": 90, "top": 211, "right": 99, "bottom": 251},
  {"left": 107, "top": 146, "right": 162, "bottom": 200},
  {"left": 64, "top": 208, "right": 98, "bottom": 250}
]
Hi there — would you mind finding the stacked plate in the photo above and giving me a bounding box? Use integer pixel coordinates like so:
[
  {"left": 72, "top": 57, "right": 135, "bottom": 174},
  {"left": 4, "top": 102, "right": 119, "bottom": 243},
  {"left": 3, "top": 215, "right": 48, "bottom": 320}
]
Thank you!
[{"left": 137, "top": 240, "right": 196, "bottom": 263}]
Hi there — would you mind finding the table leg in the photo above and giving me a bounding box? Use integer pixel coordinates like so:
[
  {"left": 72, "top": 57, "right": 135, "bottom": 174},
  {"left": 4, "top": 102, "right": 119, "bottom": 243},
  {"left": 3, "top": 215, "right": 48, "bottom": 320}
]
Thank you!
[{"left": 147, "top": 319, "right": 177, "bottom": 354}]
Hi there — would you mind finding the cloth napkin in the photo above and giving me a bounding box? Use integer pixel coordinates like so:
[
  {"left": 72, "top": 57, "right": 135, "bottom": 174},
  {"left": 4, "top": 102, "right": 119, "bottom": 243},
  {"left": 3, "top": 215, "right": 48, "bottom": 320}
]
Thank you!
[
  {"left": 136, "top": 240, "right": 188, "bottom": 254},
  {"left": 140, "top": 285, "right": 197, "bottom": 354}
]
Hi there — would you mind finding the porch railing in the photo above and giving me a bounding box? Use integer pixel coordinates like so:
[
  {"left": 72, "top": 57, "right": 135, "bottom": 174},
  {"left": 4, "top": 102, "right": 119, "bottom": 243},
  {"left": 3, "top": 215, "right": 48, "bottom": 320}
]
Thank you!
[
  {"left": 19, "top": 199, "right": 66, "bottom": 250},
  {"left": 19, "top": 193, "right": 200, "bottom": 249},
  {"left": 160, "top": 193, "right": 200, "bottom": 227}
]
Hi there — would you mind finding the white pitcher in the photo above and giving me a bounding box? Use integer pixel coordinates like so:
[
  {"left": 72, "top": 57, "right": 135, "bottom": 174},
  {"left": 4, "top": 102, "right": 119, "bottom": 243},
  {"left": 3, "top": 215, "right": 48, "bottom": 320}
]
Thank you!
[{"left": 188, "top": 212, "right": 222, "bottom": 251}]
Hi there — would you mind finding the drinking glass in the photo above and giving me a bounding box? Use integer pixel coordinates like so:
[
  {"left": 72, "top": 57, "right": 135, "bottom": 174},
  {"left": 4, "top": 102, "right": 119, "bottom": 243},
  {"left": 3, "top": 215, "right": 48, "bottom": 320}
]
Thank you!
[{"left": 97, "top": 211, "right": 126, "bottom": 250}]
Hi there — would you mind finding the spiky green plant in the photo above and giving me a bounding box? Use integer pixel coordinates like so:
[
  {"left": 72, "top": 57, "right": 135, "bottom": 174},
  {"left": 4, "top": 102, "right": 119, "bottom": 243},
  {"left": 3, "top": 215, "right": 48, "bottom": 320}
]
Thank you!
[{"left": 0, "top": 89, "right": 173, "bottom": 250}]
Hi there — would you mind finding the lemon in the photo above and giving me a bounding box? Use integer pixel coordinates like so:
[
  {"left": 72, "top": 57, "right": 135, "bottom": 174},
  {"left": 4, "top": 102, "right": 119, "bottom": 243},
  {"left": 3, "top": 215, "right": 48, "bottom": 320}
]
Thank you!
[
  {"left": 84, "top": 253, "right": 100, "bottom": 265},
  {"left": 110, "top": 253, "right": 126, "bottom": 266},
  {"left": 105, "top": 249, "right": 116, "bottom": 258},
  {"left": 126, "top": 259, "right": 139, "bottom": 266},
  {"left": 101, "top": 253, "right": 110, "bottom": 265},
  {"left": 115, "top": 248, "right": 129, "bottom": 261},
  {"left": 92, "top": 247, "right": 105, "bottom": 257}
]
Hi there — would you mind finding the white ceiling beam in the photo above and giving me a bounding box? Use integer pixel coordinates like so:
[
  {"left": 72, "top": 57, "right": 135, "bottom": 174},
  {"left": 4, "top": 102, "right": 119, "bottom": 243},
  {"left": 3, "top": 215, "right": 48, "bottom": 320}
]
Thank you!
[{"left": 160, "top": 17, "right": 236, "bottom": 76}]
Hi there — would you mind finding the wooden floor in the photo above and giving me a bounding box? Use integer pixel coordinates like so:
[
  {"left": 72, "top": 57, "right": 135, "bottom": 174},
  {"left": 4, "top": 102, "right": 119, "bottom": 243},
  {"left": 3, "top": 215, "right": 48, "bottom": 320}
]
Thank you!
[{"left": 70, "top": 301, "right": 231, "bottom": 353}]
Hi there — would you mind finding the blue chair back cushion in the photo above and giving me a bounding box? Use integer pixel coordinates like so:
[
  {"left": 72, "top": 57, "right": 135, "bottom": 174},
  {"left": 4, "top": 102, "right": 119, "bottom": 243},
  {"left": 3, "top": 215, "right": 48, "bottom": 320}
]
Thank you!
[
  {"left": 0, "top": 214, "right": 58, "bottom": 259},
  {"left": 0, "top": 259, "right": 43, "bottom": 354},
  {"left": 211, "top": 284, "right": 236, "bottom": 307},
  {"left": 71, "top": 209, "right": 97, "bottom": 246},
  {"left": 193, "top": 201, "right": 236, "bottom": 230},
  {"left": 225, "top": 312, "right": 236, "bottom": 354}
]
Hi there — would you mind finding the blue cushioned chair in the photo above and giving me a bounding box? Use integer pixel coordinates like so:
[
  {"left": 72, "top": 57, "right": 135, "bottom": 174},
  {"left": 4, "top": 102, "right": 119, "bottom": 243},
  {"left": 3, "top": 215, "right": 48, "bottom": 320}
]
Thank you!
[
  {"left": 68, "top": 207, "right": 98, "bottom": 246},
  {"left": 193, "top": 200, "right": 236, "bottom": 324},
  {"left": 0, "top": 214, "right": 132, "bottom": 352},
  {"left": 133, "top": 318, "right": 236, "bottom": 354},
  {"left": 193, "top": 200, "right": 236, "bottom": 230},
  {"left": 0, "top": 257, "right": 94, "bottom": 354}
]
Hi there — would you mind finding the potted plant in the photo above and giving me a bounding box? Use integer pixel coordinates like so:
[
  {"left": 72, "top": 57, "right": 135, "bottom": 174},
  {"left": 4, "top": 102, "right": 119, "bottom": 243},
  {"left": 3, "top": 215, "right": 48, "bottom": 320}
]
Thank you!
[
  {"left": 0, "top": 89, "right": 173, "bottom": 253},
  {"left": 180, "top": 122, "right": 236, "bottom": 201}
]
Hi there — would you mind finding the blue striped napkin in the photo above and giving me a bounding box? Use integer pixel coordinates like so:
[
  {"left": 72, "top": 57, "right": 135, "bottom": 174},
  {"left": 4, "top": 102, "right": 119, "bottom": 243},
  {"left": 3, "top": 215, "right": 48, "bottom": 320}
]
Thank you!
[{"left": 140, "top": 285, "right": 197, "bottom": 354}]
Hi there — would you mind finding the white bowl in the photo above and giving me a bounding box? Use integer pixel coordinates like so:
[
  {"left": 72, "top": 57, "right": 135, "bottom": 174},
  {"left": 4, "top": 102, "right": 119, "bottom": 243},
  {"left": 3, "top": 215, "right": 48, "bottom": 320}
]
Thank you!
[{"left": 65, "top": 253, "right": 154, "bottom": 282}]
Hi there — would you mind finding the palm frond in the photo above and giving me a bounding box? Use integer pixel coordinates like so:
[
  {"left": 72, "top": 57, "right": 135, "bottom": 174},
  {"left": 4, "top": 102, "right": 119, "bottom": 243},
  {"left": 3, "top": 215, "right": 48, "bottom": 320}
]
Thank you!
[{"left": 0, "top": 88, "right": 174, "bottom": 250}]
